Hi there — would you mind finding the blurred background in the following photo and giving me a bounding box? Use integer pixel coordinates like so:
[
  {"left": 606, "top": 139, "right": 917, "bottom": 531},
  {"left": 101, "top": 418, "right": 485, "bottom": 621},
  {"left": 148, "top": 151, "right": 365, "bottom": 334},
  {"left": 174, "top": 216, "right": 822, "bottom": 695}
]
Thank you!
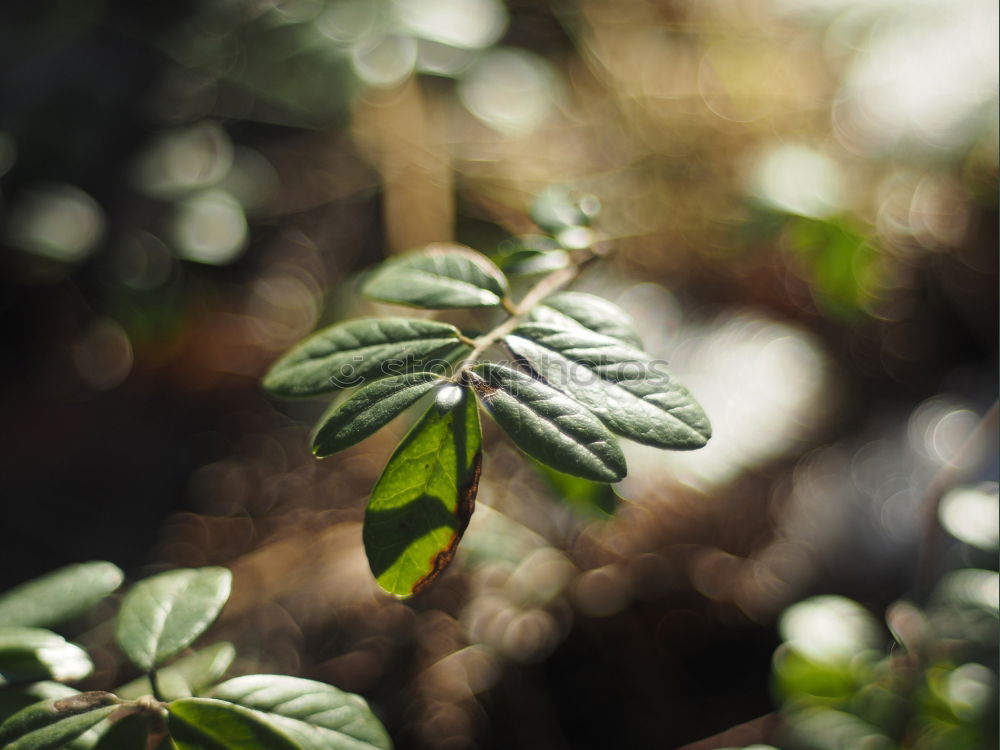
[{"left": 0, "top": 0, "right": 996, "bottom": 748}]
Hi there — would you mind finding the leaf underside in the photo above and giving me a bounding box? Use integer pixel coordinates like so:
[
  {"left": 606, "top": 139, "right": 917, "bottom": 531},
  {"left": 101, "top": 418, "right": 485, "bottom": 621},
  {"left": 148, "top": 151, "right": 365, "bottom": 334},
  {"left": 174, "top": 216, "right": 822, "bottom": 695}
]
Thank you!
[
  {"left": 0, "top": 693, "right": 118, "bottom": 750},
  {"left": 362, "top": 243, "right": 509, "bottom": 309},
  {"left": 116, "top": 567, "right": 232, "bottom": 672},
  {"left": 312, "top": 372, "right": 443, "bottom": 457},
  {"left": 263, "top": 318, "right": 467, "bottom": 398},
  {"left": 470, "top": 362, "right": 627, "bottom": 483},
  {"left": 208, "top": 674, "right": 392, "bottom": 750},
  {"left": 363, "top": 388, "right": 482, "bottom": 598},
  {"left": 505, "top": 323, "right": 711, "bottom": 449}
]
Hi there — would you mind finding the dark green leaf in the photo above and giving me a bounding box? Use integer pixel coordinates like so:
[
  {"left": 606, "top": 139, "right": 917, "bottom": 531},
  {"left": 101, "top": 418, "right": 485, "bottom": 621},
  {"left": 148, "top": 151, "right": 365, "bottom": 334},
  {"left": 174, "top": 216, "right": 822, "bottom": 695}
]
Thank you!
[
  {"left": 0, "top": 683, "right": 78, "bottom": 725},
  {"left": 363, "top": 390, "right": 482, "bottom": 598},
  {"left": 505, "top": 323, "right": 711, "bottom": 450},
  {"left": 91, "top": 712, "right": 151, "bottom": 750},
  {"left": 362, "top": 244, "right": 509, "bottom": 309},
  {"left": 116, "top": 642, "right": 237, "bottom": 701},
  {"left": 312, "top": 372, "right": 443, "bottom": 457},
  {"left": 528, "top": 292, "right": 643, "bottom": 349},
  {"left": 469, "top": 363, "right": 626, "bottom": 483},
  {"left": 0, "top": 628, "right": 92, "bottom": 686},
  {"left": 116, "top": 568, "right": 232, "bottom": 672},
  {"left": 167, "top": 698, "right": 297, "bottom": 750},
  {"left": 0, "top": 692, "right": 118, "bottom": 750},
  {"left": 208, "top": 674, "right": 392, "bottom": 750},
  {"left": 0, "top": 562, "right": 123, "bottom": 629},
  {"left": 263, "top": 318, "right": 467, "bottom": 398}
]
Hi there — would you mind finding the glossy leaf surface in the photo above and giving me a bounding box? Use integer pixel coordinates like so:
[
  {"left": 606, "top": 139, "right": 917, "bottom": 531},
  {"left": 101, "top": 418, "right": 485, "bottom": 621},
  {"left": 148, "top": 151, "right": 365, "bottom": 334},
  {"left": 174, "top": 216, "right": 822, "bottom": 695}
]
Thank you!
[
  {"left": 470, "top": 363, "right": 626, "bottom": 483},
  {"left": 362, "top": 244, "right": 508, "bottom": 309},
  {"left": 0, "top": 628, "right": 92, "bottom": 686},
  {"left": 363, "top": 390, "right": 482, "bottom": 597},
  {"left": 167, "top": 698, "right": 297, "bottom": 750},
  {"left": 209, "top": 674, "right": 392, "bottom": 750},
  {"left": 528, "top": 291, "right": 643, "bottom": 349},
  {"left": 263, "top": 318, "right": 466, "bottom": 398},
  {"left": 116, "top": 568, "right": 232, "bottom": 672},
  {"left": 312, "top": 372, "right": 442, "bottom": 457},
  {"left": 0, "top": 562, "right": 123, "bottom": 629}
]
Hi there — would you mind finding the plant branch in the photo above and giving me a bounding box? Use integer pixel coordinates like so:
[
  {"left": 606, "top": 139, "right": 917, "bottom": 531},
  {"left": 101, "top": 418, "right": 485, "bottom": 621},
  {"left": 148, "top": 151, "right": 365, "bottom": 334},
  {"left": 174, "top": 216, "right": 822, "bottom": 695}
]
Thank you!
[{"left": 455, "top": 248, "right": 600, "bottom": 374}]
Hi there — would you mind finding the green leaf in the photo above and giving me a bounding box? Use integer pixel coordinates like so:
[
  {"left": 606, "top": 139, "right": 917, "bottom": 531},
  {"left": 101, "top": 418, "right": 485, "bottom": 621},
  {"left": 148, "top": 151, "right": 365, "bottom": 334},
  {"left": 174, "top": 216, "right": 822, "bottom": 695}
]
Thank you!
[
  {"left": 528, "top": 292, "right": 644, "bottom": 349},
  {"left": 0, "top": 562, "right": 124, "bottom": 629},
  {"left": 0, "top": 683, "right": 78, "bottom": 725},
  {"left": 363, "top": 390, "right": 482, "bottom": 598},
  {"left": 312, "top": 372, "right": 443, "bottom": 457},
  {"left": 532, "top": 461, "right": 620, "bottom": 519},
  {"left": 530, "top": 185, "right": 599, "bottom": 233},
  {"left": 116, "top": 642, "right": 237, "bottom": 701},
  {"left": 167, "top": 698, "right": 298, "bottom": 750},
  {"left": 91, "top": 712, "right": 150, "bottom": 750},
  {"left": 263, "top": 318, "right": 467, "bottom": 398},
  {"left": 505, "top": 323, "right": 711, "bottom": 450},
  {"left": 469, "top": 363, "right": 626, "bottom": 483},
  {"left": 0, "top": 692, "right": 118, "bottom": 750},
  {"left": 0, "top": 628, "right": 92, "bottom": 686},
  {"left": 208, "top": 674, "right": 392, "bottom": 750},
  {"left": 362, "top": 243, "right": 509, "bottom": 309},
  {"left": 116, "top": 568, "right": 232, "bottom": 672}
]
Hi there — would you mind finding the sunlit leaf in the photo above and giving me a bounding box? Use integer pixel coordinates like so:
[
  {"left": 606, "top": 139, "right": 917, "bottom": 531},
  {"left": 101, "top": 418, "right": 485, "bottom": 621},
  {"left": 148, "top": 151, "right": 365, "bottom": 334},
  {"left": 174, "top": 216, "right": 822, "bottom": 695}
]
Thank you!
[
  {"left": 363, "top": 389, "right": 482, "bottom": 598},
  {"left": 208, "top": 674, "right": 392, "bottom": 750},
  {"left": 470, "top": 363, "right": 626, "bottom": 483},
  {"left": 263, "top": 318, "right": 467, "bottom": 398},
  {"left": 0, "top": 683, "right": 78, "bottom": 726},
  {"left": 0, "top": 692, "right": 118, "bottom": 750},
  {"left": 0, "top": 628, "right": 92, "bottom": 686},
  {"left": 0, "top": 562, "right": 123, "bottom": 629},
  {"left": 116, "top": 642, "right": 237, "bottom": 701},
  {"left": 362, "top": 244, "right": 509, "bottom": 309},
  {"left": 312, "top": 372, "right": 443, "bottom": 457},
  {"left": 532, "top": 461, "right": 620, "bottom": 519},
  {"left": 167, "top": 698, "right": 297, "bottom": 750},
  {"left": 116, "top": 568, "right": 232, "bottom": 672},
  {"left": 506, "top": 323, "right": 711, "bottom": 450},
  {"left": 528, "top": 291, "right": 644, "bottom": 349}
]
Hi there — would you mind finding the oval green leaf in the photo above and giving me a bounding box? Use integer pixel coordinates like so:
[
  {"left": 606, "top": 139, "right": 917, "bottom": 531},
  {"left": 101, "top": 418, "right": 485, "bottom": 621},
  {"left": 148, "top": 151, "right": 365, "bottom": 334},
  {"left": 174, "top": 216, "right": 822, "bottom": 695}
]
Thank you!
[
  {"left": 0, "top": 628, "right": 92, "bottom": 686},
  {"left": 505, "top": 323, "right": 711, "bottom": 450},
  {"left": 0, "top": 692, "right": 118, "bottom": 750},
  {"left": 470, "top": 363, "right": 626, "bottom": 483},
  {"left": 167, "top": 698, "right": 298, "bottom": 750},
  {"left": 263, "top": 318, "right": 467, "bottom": 398},
  {"left": 0, "top": 562, "right": 124, "bottom": 629},
  {"left": 312, "top": 372, "right": 443, "bottom": 457},
  {"left": 528, "top": 291, "right": 644, "bottom": 349},
  {"left": 0, "top": 684, "right": 78, "bottom": 726},
  {"left": 116, "top": 642, "right": 237, "bottom": 701},
  {"left": 116, "top": 567, "right": 232, "bottom": 672},
  {"left": 208, "top": 674, "right": 392, "bottom": 750},
  {"left": 364, "top": 390, "right": 482, "bottom": 598},
  {"left": 362, "top": 243, "right": 509, "bottom": 309}
]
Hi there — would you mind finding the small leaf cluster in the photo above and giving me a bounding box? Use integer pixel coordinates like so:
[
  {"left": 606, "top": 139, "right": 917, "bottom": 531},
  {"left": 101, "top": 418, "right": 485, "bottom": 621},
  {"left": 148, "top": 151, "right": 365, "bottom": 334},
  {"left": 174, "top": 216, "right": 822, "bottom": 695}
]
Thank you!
[
  {"left": 264, "top": 200, "right": 711, "bottom": 597},
  {"left": 0, "top": 563, "right": 391, "bottom": 750}
]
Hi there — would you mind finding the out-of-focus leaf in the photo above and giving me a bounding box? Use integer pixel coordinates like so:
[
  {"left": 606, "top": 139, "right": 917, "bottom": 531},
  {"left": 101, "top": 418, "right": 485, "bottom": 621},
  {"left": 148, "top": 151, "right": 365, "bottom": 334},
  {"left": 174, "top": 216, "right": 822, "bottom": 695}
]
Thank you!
[
  {"left": 0, "top": 562, "right": 123, "bottom": 629},
  {"left": 116, "top": 568, "right": 232, "bottom": 672},
  {"left": 530, "top": 185, "right": 599, "bottom": 233},
  {"left": 312, "top": 372, "right": 443, "bottom": 457},
  {"left": 532, "top": 461, "right": 621, "bottom": 519},
  {"left": 363, "top": 390, "right": 482, "bottom": 598},
  {"left": 91, "top": 712, "right": 150, "bottom": 750},
  {"left": 362, "top": 244, "right": 509, "bottom": 309},
  {"left": 166, "top": 697, "right": 297, "bottom": 750},
  {"left": 528, "top": 292, "right": 644, "bottom": 349},
  {"left": 499, "top": 248, "right": 570, "bottom": 275},
  {"left": 506, "top": 323, "right": 711, "bottom": 450},
  {"left": 0, "top": 683, "right": 78, "bottom": 725},
  {"left": 263, "top": 318, "right": 466, "bottom": 398},
  {"left": 0, "top": 628, "right": 92, "bottom": 686},
  {"left": 470, "top": 363, "right": 626, "bottom": 483},
  {"left": 208, "top": 674, "right": 392, "bottom": 750},
  {"left": 0, "top": 692, "right": 118, "bottom": 750},
  {"left": 116, "top": 642, "right": 237, "bottom": 701}
]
